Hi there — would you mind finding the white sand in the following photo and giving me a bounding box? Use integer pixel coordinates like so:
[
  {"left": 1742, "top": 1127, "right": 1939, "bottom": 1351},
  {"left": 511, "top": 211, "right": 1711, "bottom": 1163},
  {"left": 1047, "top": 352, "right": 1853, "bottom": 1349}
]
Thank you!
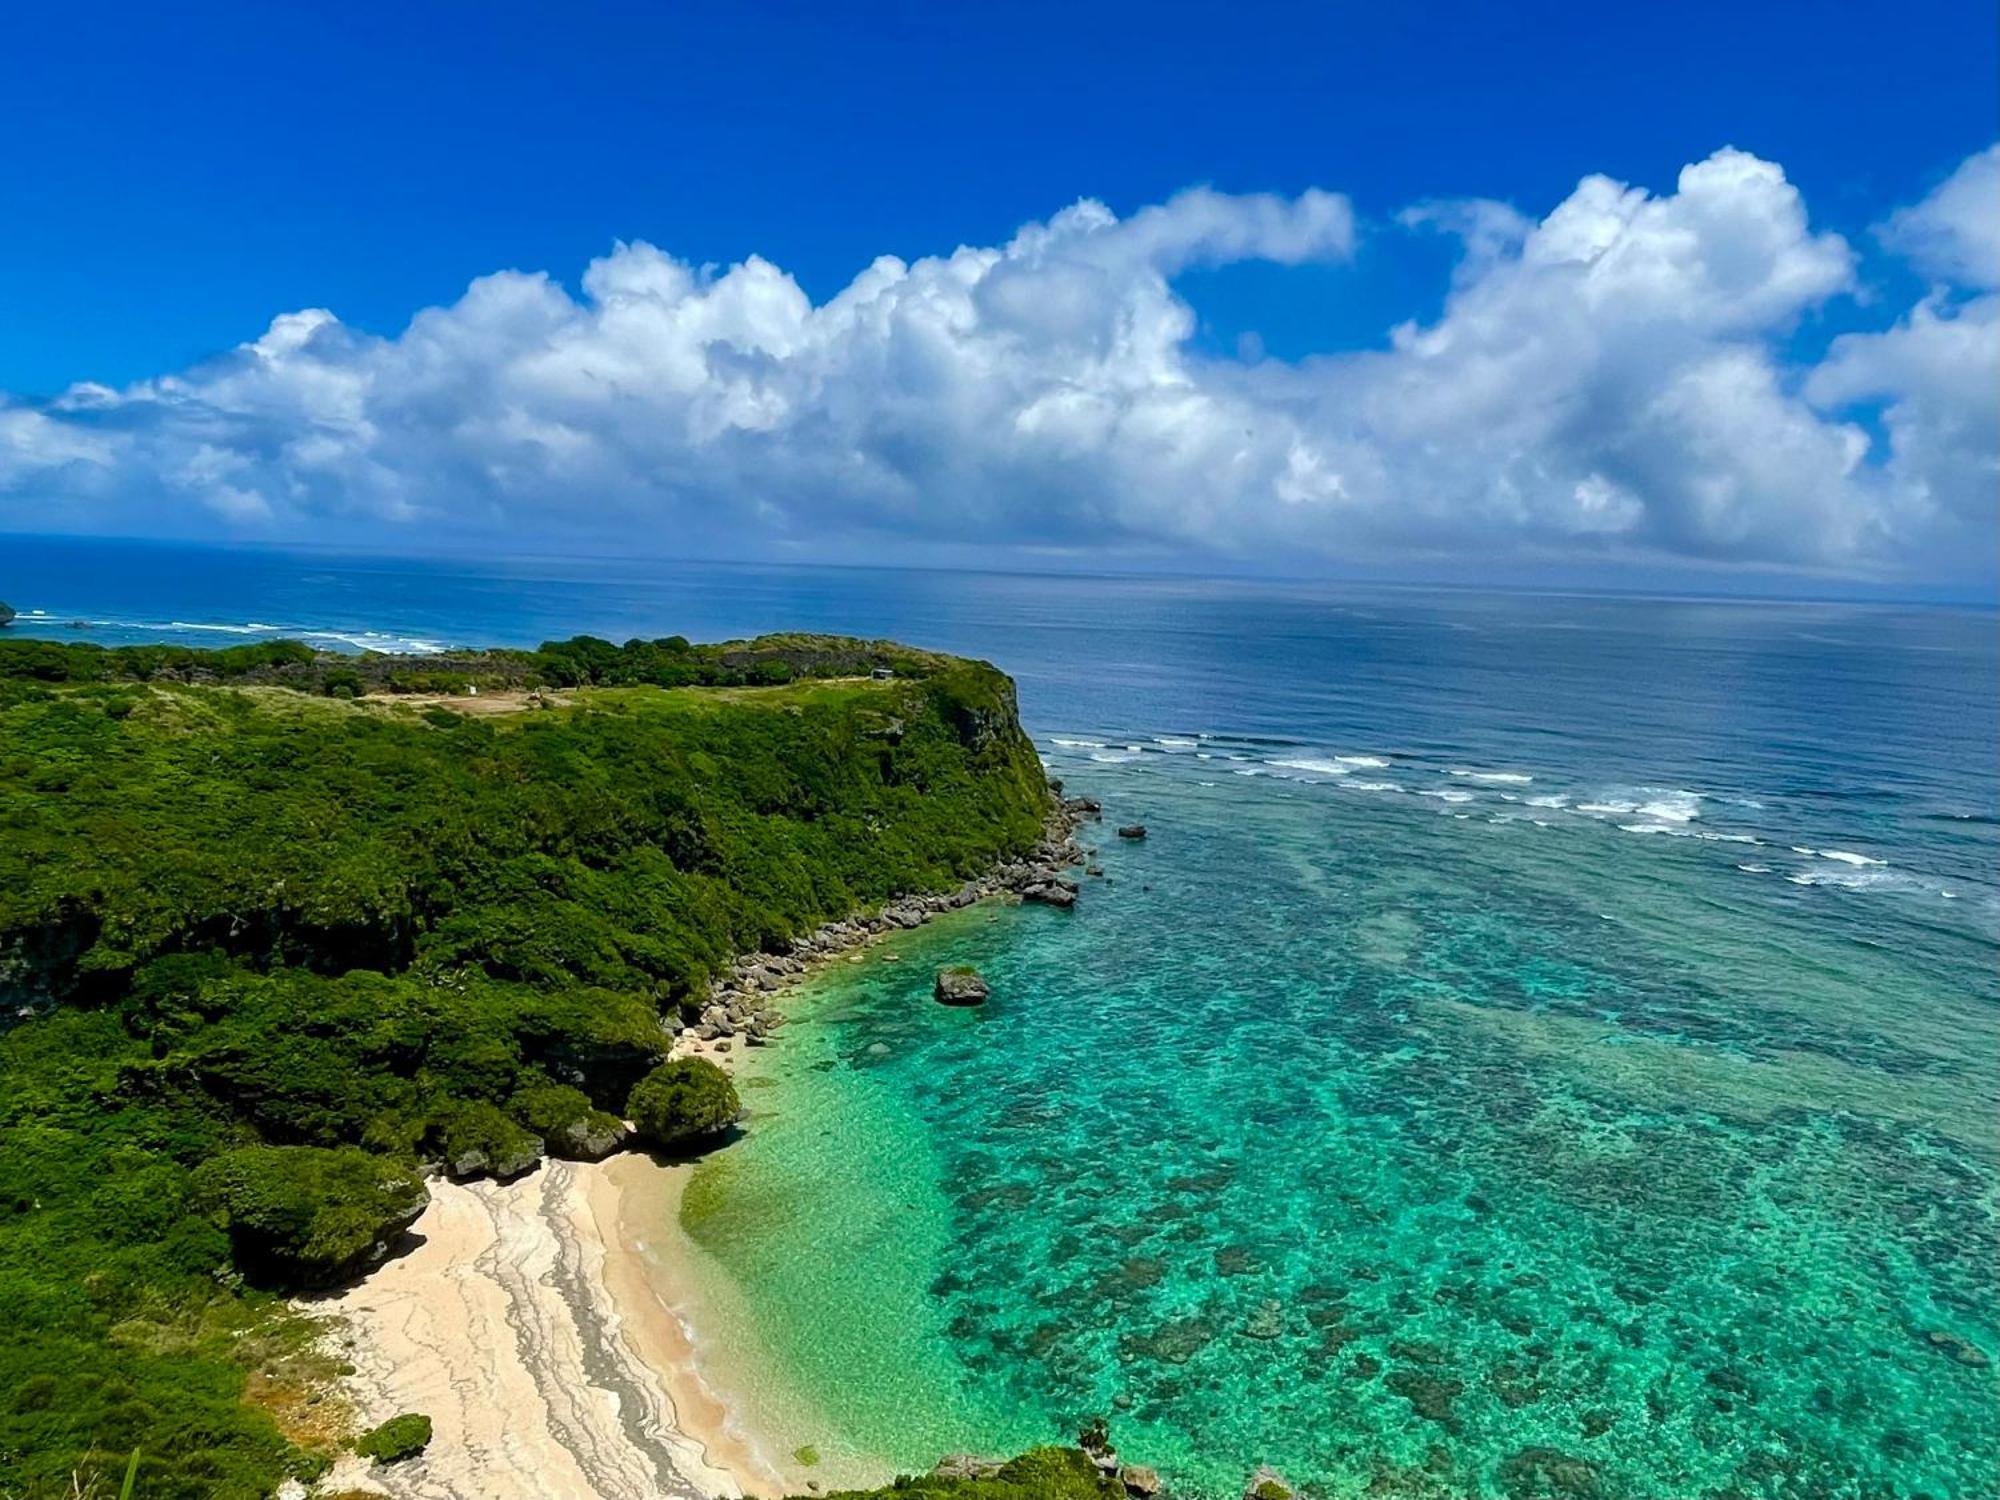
[{"left": 309, "top": 1157, "right": 789, "bottom": 1500}]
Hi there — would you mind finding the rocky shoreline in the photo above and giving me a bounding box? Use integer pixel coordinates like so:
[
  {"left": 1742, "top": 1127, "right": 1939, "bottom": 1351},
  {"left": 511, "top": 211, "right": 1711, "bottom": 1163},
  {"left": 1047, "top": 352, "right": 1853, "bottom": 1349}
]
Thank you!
[{"left": 673, "top": 783, "right": 1100, "bottom": 1058}]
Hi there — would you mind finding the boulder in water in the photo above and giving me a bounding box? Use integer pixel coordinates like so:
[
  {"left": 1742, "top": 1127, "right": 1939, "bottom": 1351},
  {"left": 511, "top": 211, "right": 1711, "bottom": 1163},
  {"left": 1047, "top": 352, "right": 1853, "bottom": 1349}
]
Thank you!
[
  {"left": 1116, "top": 824, "right": 1147, "bottom": 839},
  {"left": 933, "top": 965, "right": 990, "bottom": 1006},
  {"left": 1120, "top": 1465, "right": 1162, "bottom": 1498}
]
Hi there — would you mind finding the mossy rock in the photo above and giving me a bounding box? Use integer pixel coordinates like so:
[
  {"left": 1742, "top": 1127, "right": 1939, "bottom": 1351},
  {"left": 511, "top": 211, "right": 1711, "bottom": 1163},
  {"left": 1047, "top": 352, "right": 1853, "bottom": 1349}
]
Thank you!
[
  {"left": 626, "top": 1058, "right": 741, "bottom": 1150},
  {"left": 191, "top": 1144, "right": 428, "bottom": 1286},
  {"left": 356, "top": 1411, "right": 433, "bottom": 1464},
  {"left": 513, "top": 1082, "right": 630, "bottom": 1160},
  {"left": 436, "top": 1101, "right": 543, "bottom": 1181}
]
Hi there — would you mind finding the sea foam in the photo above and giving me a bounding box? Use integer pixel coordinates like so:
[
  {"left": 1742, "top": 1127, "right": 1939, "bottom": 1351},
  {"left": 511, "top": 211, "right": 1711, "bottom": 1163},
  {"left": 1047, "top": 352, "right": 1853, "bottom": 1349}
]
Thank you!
[{"left": 1269, "top": 757, "right": 1354, "bottom": 777}]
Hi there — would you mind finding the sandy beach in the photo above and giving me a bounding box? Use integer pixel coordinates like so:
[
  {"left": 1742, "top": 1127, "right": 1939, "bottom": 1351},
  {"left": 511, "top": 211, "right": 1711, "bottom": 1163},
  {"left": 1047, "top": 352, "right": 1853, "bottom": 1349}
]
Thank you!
[{"left": 310, "top": 1155, "right": 795, "bottom": 1500}]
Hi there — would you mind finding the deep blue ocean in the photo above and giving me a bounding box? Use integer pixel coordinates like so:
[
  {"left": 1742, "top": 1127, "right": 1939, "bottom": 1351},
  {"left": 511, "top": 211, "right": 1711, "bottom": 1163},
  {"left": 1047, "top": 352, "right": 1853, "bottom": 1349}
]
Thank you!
[{"left": 4, "top": 534, "right": 1996, "bottom": 1498}]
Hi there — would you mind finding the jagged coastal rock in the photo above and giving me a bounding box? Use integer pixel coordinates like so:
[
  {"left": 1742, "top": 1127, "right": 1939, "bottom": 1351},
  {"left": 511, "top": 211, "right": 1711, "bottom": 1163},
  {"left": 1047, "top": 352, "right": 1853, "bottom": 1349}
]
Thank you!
[
  {"left": 543, "top": 1112, "right": 630, "bottom": 1161},
  {"left": 676, "top": 783, "right": 1095, "bottom": 1054},
  {"left": 445, "top": 1136, "right": 542, "bottom": 1182}
]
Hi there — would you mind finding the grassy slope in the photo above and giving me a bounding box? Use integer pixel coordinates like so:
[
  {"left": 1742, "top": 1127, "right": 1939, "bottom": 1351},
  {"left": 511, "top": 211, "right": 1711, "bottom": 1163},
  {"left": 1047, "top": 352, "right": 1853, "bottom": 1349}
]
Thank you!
[{"left": 0, "top": 638, "right": 1049, "bottom": 1499}]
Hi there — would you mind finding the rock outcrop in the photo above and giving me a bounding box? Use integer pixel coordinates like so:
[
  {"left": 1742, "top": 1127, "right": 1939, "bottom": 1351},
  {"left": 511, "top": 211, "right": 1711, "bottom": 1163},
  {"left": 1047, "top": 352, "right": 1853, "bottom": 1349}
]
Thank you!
[
  {"left": 1120, "top": 1465, "right": 1162, "bottom": 1497},
  {"left": 934, "top": 966, "right": 991, "bottom": 1006},
  {"left": 544, "top": 1113, "right": 630, "bottom": 1161}
]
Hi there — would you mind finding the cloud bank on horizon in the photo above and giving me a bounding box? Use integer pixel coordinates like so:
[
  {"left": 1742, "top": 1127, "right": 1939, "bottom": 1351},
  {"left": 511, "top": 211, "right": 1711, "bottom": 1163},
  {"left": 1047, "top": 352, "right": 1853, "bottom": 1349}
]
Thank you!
[{"left": 3, "top": 144, "right": 1995, "bottom": 586}]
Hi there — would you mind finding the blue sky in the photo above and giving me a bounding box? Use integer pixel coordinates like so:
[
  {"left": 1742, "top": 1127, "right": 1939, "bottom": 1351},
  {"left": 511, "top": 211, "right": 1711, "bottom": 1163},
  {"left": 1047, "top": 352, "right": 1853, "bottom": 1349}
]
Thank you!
[{"left": 1, "top": 1, "right": 1995, "bottom": 590}]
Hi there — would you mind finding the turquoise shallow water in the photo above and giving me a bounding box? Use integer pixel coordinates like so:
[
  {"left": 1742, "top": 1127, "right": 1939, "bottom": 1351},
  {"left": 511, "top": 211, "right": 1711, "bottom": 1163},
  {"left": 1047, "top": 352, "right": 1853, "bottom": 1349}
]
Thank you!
[
  {"left": 7, "top": 541, "right": 1996, "bottom": 1499},
  {"left": 689, "top": 756, "right": 1998, "bottom": 1499},
  {"left": 669, "top": 596, "right": 1998, "bottom": 1499}
]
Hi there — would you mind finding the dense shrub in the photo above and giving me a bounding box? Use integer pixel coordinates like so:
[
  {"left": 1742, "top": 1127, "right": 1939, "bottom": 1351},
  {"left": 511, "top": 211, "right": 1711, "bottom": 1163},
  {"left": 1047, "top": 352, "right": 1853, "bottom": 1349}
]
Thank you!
[{"left": 627, "top": 1058, "right": 742, "bottom": 1149}]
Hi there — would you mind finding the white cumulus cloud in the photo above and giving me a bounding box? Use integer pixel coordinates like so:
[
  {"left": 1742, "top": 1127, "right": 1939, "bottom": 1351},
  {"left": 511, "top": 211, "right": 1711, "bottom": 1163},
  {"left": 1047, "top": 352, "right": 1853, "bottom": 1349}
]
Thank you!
[
  {"left": 1805, "top": 147, "right": 2000, "bottom": 562},
  {"left": 2, "top": 146, "right": 1993, "bottom": 585}
]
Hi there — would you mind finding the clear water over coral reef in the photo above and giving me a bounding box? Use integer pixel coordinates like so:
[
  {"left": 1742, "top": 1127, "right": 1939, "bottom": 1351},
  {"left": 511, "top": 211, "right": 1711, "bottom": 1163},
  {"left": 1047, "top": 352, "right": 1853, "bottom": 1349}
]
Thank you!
[{"left": 682, "top": 597, "right": 1998, "bottom": 1500}]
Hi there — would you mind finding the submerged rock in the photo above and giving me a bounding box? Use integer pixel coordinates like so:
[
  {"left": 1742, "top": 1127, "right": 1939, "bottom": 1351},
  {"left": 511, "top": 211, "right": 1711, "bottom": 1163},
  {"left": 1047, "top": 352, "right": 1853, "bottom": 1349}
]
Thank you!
[
  {"left": 934, "top": 965, "right": 991, "bottom": 1006},
  {"left": 1243, "top": 1465, "right": 1295, "bottom": 1500},
  {"left": 1121, "top": 1315, "right": 1217, "bottom": 1365},
  {"left": 1925, "top": 1329, "right": 1992, "bottom": 1369},
  {"left": 1387, "top": 1367, "right": 1465, "bottom": 1429},
  {"left": 1495, "top": 1446, "right": 1604, "bottom": 1499},
  {"left": 1214, "top": 1245, "right": 1262, "bottom": 1277},
  {"left": 1240, "top": 1299, "right": 1286, "bottom": 1340}
]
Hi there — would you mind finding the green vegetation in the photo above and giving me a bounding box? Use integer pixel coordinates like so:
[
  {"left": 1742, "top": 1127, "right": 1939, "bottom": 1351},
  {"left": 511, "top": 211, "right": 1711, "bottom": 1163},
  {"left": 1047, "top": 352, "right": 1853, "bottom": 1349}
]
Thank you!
[
  {"left": 0, "top": 629, "right": 951, "bottom": 696},
  {"left": 805, "top": 1447, "right": 1123, "bottom": 1500},
  {"left": 626, "top": 1058, "right": 742, "bottom": 1150},
  {"left": 191, "top": 1146, "right": 429, "bottom": 1286},
  {"left": 353, "top": 1412, "right": 432, "bottom": 1464},
  {"left": 0, "top": 634, "right": 1049, "bottom": 1498}
]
